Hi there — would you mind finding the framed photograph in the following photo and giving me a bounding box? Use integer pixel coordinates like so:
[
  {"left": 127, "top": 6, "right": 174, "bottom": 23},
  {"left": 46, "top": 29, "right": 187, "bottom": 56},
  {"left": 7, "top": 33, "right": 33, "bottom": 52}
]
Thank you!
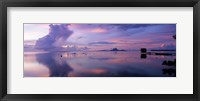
[{"left": 0, "top": 0, "right": 199, "bottom": 101}]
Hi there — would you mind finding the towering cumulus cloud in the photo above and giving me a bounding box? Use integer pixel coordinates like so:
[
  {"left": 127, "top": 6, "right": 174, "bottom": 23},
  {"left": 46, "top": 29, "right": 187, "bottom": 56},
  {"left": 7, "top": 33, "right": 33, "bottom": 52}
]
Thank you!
[{"left": 35, "top": 24, "right": 73, "bottom": 49}]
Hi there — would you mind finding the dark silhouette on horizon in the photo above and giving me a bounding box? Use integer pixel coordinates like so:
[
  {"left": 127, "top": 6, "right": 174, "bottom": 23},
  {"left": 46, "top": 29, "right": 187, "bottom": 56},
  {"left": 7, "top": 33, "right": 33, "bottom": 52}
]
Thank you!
[
  {"left": 111, "top": 48, "right": 126, "bottom": 51},
  {"left": 140, "top": 48, "right": 147, "bottom": 53},
  {"left": 100, "top": 48, "right": 126, "bottom": 51},
  {"left": 151, "top": 50, "right": 175, "bottom": 51},
  {"left": 140, "top": 48, "right": 147, "bottom": 59}
]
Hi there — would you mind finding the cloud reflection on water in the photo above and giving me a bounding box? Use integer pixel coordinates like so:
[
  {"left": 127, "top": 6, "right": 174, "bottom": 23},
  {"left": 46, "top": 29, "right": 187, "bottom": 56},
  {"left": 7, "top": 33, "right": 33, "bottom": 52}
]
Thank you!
[
  {"left": 36, "top": 53, "right": 73, "bottom": 77},
  {"left": 24, "top": 51, "right": 176, "bottom": 77}
]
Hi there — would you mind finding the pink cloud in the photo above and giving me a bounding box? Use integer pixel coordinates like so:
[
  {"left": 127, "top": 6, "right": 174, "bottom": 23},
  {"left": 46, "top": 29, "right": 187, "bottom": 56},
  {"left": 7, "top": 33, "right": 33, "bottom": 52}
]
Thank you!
[{"left": 89, "top": 28, "right": 107, "bottom": 33}]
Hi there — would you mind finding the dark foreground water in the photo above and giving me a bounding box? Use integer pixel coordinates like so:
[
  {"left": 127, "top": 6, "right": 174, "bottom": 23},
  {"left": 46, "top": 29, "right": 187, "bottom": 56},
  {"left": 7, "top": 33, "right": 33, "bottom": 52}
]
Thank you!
[{"left": 24, "top": 51, "right": 176, "bottom": 77}]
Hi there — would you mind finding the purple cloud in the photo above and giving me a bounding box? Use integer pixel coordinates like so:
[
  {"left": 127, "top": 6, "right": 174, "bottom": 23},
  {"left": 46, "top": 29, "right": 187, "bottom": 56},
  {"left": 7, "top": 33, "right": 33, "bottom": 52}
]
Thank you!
[{"left": 35, "top": 24, "right": 73, "bottom": 49}]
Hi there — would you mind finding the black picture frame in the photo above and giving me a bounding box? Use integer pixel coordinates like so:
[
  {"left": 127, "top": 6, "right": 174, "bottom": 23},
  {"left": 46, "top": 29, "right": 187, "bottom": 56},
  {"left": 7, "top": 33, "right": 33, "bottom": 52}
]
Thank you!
[{"left": 0, "top": 0, "right": 199, "bottom": 101}]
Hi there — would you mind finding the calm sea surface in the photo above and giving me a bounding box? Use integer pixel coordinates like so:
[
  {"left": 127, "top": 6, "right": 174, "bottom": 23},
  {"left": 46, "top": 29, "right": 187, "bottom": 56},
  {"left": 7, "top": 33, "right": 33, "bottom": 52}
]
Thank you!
[{"left": 24, "top": 51, "right": 176, "bottom": 77}]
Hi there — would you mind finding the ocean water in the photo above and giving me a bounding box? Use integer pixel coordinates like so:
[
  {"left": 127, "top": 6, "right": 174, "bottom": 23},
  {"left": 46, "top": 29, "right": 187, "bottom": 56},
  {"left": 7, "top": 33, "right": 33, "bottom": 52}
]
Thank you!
[{"left": 24, "top": 51, "right": 176, "bottom": 77}]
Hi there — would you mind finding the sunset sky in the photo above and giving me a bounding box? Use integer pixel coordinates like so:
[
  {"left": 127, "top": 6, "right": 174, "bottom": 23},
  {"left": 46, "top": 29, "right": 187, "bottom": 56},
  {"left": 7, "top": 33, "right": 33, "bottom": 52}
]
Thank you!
[{"left": 24, "top": 24, "right": 176, "bottom": 51}]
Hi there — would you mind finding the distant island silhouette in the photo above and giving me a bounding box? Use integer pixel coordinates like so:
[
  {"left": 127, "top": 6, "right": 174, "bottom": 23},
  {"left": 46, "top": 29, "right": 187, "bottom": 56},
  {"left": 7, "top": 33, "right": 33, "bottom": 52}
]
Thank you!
[
  {"left": 151, "top": 50, "right": 176, "bottom": 51},
  {"left": 100, "top": 48, "right": 126, "bottom": 51}
]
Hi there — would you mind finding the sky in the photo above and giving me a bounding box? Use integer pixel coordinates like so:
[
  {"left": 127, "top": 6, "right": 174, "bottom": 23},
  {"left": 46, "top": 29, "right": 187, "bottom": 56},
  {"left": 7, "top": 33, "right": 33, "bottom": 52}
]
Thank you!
[{"left": 24, "top": 24, "right": 176, "bottom": 51}]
